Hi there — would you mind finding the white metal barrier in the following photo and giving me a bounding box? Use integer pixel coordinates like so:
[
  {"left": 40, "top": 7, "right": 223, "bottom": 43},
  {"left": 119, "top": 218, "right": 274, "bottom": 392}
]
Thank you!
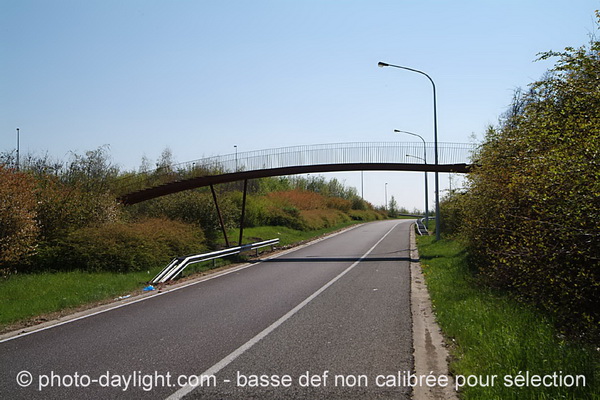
[
  {"left": 151, "top": 239, "right": 279, "bottom": 284},
  {"left": 415, "top": 218, "right": 429, "bottom": 236}
]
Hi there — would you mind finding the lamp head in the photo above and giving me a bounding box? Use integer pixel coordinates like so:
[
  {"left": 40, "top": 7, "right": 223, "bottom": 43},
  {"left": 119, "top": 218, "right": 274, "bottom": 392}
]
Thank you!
[{"left": 377, "top": 62, "right": 389, "bottom": 68}]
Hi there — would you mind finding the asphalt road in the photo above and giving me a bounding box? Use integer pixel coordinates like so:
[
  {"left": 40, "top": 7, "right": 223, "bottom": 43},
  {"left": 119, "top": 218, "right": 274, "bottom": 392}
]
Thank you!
[{"left": 0, "top": 219, "right": 415, "bottom": 399}]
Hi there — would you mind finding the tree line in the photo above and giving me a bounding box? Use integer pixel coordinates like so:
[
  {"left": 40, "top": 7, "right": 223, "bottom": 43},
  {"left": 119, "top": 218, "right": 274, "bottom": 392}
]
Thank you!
[{"left": 1, "top": 146, "right": 385, "bottom": 276}]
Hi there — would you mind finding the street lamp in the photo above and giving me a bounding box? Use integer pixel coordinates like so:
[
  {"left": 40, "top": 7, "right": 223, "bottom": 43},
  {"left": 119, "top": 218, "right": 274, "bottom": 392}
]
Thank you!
[
  {"left": 16, "top": 128, "right": 20, "bottom": 171},
  {"left": 361, "top": 170, "right": 364, "bottom": 200},
  {"left": 385, "top": 182, "right": 388, "bottom": 211},
  {"left": 395, "top": 129, "right": 429, "bottom": 226},
  {"left": 378, "top": 61, "right": 440, "bottom": 240}
]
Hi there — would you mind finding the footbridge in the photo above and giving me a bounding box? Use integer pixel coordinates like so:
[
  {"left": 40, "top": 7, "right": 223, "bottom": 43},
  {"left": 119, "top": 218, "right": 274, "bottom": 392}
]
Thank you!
[
  {"left": 116, "top": 141, "right": 475, "bottom": 248},
  {"left": 117, "top": 142, "right": 475, "bottom": 205}
]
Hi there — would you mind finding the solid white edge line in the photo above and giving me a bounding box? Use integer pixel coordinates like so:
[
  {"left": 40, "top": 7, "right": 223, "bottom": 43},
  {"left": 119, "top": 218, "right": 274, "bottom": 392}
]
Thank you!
[
  {"left": 0, "top": 224, "right": 360, "bottom": 344},
  {"left": 165, "top": 221, "right": 401, "bottom": 400}
]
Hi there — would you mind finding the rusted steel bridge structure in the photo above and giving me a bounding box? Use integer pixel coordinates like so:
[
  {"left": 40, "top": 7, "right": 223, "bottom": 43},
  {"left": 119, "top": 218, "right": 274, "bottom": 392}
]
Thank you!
[
  {"left": 116, "top": 142, "right": 475, "bottom": 247},
  {"left": 117, "top": 142, "right": 474, "bottom": 205}
]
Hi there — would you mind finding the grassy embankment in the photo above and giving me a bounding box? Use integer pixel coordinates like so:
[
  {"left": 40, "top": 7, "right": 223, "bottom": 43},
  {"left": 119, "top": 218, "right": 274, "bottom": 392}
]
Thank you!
[
  {"left": 0, "top": 221, "right": 362, "bottom": 332},
  {"left": 416, "top": 235, "right": 599, "bottom": 399}
]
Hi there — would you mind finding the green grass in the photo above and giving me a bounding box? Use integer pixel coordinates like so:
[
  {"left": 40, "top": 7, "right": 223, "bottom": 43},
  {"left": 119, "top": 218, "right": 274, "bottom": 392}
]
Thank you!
[
  {"left": 416, "top": 235, "right": 599, "bottom": 399},
  {"left": 0, "top": 221, "right": 363, "bottom": 331},
  {"left": 0, "top": 269, "right": 160, "bottom": 328}
]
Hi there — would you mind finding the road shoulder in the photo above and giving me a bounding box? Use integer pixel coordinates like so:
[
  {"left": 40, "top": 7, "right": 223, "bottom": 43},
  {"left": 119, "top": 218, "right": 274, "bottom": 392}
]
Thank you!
[{"left": 410, "top": 227, "right": 458, "bottom": 400}]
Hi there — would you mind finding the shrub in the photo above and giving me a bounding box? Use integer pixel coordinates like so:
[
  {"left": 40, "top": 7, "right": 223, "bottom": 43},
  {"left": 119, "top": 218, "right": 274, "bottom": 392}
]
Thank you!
[
  {"left": 35, "top": 176, "right": 120, "bottom": 240},
  {"left": 128, "top": 190, "right": 238, "bottom": 233},
  {"left": 0, "top": 166, "right": 39, "bottom": 270},
  {"left": 229, "top": 193, "right": 270, "bottom": 228},
  {"left": 348, "top": 209, "right": 384, "bottom": 222},
  {"left": 457, "top": 28, "right": 600, "bottom": 341},
  {"left": 265, "top": 205, "right": 306, "bottom": 230},
  {"left": 267, "top": 190, "right": 326, "bottom": 210},
  {"left": 326, "top": 197, "right": 352, "bottom": 212},
  {"left": 300, "top": 209, "right": 350, "bottom": 230},
  {"left": 33, "top": 218, "right": 204, "bottom": 273},
  {"left": 350, "top": 197, "right": 368, "bottom": 210},
  {"left": 439, "top": 190, "right": 466, "bottom": 237}
]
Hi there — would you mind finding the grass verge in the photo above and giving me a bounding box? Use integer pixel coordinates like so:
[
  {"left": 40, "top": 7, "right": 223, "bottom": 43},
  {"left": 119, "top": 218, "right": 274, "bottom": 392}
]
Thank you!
[
  {"left": 0, "top": 221, "right": 362, "bottom": 332},
  {"left": 416, "top": 235, "right": 599, "bottom": 399},
  {"left": 0, "top": 269, "right": 158, "bottom": 330}
]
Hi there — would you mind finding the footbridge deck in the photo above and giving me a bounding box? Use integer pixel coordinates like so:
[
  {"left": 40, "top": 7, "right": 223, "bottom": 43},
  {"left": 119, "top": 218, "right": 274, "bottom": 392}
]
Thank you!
[{"left": 117, "top": 142, "right": 475, "bottom": 205}]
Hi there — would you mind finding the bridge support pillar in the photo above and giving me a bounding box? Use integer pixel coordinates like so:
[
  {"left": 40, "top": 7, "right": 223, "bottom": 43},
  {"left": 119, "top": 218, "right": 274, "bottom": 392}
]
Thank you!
[{"left": 210, "top": 184, "right": 230, "bottom": 248}]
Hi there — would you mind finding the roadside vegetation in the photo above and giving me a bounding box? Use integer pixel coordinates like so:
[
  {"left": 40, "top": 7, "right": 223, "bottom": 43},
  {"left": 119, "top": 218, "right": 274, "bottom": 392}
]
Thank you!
[
  {"left": 439, "top": 13, "right": 599, "bottom": 344},
  {"left": 0, "top": 147, "right": 385, "bottom": 275},
  {"left": 417, "top": 13, "right": 599, "bottom": 399},
  {"left": 0, "top": 144, "right": 404, "bottom": 329},
  {"left": 417, "top": 236, "right": 598, "bottom": 399}
]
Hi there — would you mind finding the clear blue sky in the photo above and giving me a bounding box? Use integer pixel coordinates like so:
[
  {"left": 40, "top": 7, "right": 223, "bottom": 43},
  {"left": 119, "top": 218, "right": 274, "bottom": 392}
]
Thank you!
[{"left": 1, "top": 0, "right": 598, "bottom": 210}]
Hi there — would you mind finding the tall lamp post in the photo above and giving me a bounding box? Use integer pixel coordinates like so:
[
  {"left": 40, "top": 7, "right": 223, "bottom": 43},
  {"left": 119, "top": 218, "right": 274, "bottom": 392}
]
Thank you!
[
  {"left": 16, "top": 128, "right": 20, "bottom": 171},
  {"left": 395, "top": 129, "right": 429, "bottom": 226},
  {"left": 378, "top": 61, "right": 440, "bottom": 240},
  {"left": 384, "top": 182, "right": 388, "bottom": 211}
]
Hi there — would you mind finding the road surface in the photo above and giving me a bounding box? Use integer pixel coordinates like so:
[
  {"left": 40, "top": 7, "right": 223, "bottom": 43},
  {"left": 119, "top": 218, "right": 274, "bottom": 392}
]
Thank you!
[{"left": 0, "top": 219, "right": 415, "bottom": 399}]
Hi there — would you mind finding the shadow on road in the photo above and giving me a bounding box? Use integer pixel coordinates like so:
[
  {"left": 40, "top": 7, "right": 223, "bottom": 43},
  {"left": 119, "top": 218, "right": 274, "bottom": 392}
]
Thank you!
[{"left": 258, "top": 255, "right": 419, "bottom": 264}]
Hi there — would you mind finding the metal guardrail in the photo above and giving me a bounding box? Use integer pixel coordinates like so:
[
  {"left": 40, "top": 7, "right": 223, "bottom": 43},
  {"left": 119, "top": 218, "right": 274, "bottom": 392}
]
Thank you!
[
  {"left": 151, "top": 239, "right": 279, "bottom": 284},
  {"left": 415, "top": 218, "right": 429, "bottom": 236}
]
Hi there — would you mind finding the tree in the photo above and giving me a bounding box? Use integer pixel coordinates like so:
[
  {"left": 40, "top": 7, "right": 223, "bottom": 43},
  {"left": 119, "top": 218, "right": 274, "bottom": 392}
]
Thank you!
[
  {"left": 63, "top": 145, "right": 119, "bottom": 193},
  {"left": 156, "top": 147, "right": 175, "bottom": 171},
  {"left": 388, "top": 196, "right": 399, "bottom": 218}
]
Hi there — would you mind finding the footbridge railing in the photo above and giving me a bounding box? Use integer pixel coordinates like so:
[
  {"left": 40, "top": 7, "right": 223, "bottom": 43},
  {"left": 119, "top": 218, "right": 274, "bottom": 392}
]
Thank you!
[{"left": 116, "top": 142, "right": 476, "bottom": 204}]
